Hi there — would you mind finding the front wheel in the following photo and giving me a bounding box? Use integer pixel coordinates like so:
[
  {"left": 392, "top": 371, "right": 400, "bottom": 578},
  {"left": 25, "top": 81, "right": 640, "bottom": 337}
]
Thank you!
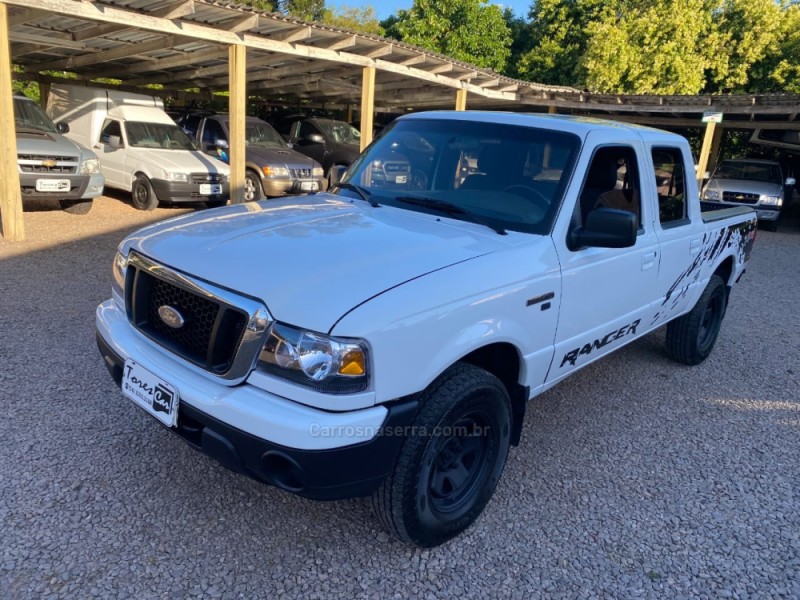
[
  {"left": 244, "top": 170, "right": 264, "bottom": 202},
  {"left": 372, "top": 363, "right": 512, "bottom": 547},
  {"left": 131, "top": 175, "right": 159, "bottom": 211},
  {"left": 665, "top": 274, "right": 727, "bottom": 365}
]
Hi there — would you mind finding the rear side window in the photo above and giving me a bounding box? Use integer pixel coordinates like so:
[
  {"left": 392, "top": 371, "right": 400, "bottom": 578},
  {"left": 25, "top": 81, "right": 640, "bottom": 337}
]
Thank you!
[{"left": 652, "top": 147, "right": 688, "bottom": 225}]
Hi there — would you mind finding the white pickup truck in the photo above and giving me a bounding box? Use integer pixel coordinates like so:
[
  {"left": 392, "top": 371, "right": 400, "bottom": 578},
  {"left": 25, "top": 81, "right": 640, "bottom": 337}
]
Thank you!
[{"left": 96, "top": 112, "right": 757, "bottom": 547}]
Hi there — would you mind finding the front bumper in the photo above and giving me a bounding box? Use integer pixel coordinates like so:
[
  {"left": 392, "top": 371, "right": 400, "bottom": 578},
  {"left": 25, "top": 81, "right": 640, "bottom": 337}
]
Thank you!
[
  {"left": 150, "top": 178, "right": 230, "bottom": 203},
  {"left": 95, "top": 300, "right": 415, "bottom": 500},
  {"left": 262, "top": 177, "right": 328, "bottom": 197},
  {"left": 19, "top": 172, "right": 104, "bottom": 201}
]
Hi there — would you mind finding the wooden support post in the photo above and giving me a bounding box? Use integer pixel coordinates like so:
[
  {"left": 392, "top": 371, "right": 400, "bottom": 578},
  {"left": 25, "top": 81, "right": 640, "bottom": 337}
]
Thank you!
[
  {"left": 228, "top": 44, "right": 246, "bottom": 204},
  {"left": 455, "top": 88, "right": 467, "bottom": 111},
  {"left": 707, "top": 126, "right": 724, "bottom": 177},
  {"left": 39, "top": 82, "right": 50, "bottom": 110},
  {"left": 359, "top": 66, "right": 375, "bottom": 152},
  {"left": 548, "top": 105, "right": 557, "bottom": 114},
  {"left": 346, "top": 104, "right": 353, "bottom": 124},
  {"left": 0, "top": 3, "right": 24, "bottom": 241},
  {"left": 696, "top": 121, "right": 717, "bottom": 189}
]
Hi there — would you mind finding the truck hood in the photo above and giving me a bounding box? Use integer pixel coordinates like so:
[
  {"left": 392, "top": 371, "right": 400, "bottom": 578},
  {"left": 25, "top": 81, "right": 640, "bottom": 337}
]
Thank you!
[
  {"left": 123, "top": 195, "right": 511, "bottom": 332},
  {"left": 706, "top": 178, "right": 782, "bottom": 196},
  {"left": 247, "top": 146, "right": 320, "bottom": 170},
  {"left": 16, "top": 129, "right": 89, "bottom": 158},
  {"left": 135, "top": 149, "right": 230, "bottom": 174}
]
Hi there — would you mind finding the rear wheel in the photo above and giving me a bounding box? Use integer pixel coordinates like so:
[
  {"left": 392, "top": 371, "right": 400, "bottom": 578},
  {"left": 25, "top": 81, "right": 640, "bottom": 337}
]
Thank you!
[
  {"left": 58, "top": 199, "right": 93, "bottom": 215},
  {"left": 372, "top": 363, "right": 512, "bottom": 547},
  {"left": 665, "top": 274, "right": 727, "bottom": 365},
  {"left": 244, "top": 170, "right": 264, "bottom": 202},
  {"left": 131, "top": 175, "right": 159, "bottom": 211}
]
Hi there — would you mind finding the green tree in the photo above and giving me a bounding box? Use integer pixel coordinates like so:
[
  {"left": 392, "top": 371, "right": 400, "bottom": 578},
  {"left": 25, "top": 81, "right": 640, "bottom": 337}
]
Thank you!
[
  {"left": 385, "top": 0, "right": 512, "bottom": 72},
  {"left": 321, "top": 5, "right": 384, "bottom": 35},
  {"left": 235, "top": 0, "right": 275, "bottom": 12},
  {"left": 746, "top": 2, "right": 800, "bottom": 93},
  {"left": 277, "top": 0, "right": 325, "bottom": 21},
  {"left": 502, "top": 8, "right": 534, "bottom": 79}
]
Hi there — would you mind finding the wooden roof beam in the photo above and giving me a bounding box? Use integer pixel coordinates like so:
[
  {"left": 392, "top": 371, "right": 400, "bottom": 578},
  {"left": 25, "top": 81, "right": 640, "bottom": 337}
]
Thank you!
[
  {"left": 29, "top": 36, "right": 177, "bottom": 71},
  {"left": 73, "top": 0, "right": 195, "bottom": 42},
  {"left": 325, "top": 34, "right": 357, "bottom": 51},
  {"left": 279, "top": 26, "right": 312, "bottom": 43},
  {"left": 126, "top": 53, "right": 284, "bottom": 85},
  {"left": 224, "top": 13, "right": 260, "bottom": 33},
  {"left": 9, "top": 7, "right": 49, "bottom": 27},
  {"left": 367, "top": 44, "right": 394, "bottom": 58},
  {"left": 399, "top": 55, "right": 426, "bottom": 67},
  {"left": 86, "top": 46, "right": 229, "bottom": 78},
  {"left": 9, "top": 31, "right": 85, "bottom": 49}
]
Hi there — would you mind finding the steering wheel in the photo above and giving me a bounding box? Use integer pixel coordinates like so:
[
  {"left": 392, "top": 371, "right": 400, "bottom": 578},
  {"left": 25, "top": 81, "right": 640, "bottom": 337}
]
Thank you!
[{"left": 502, "top": 185, "right": 550, "bottom": 212}]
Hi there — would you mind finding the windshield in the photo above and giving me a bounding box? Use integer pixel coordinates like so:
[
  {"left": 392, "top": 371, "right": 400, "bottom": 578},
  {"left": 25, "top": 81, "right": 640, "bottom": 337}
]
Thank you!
[
  {"left": 713, "top": 161, "right": 781, "bottom": 184},
  {"left": 240, "top": 121, "right": 288, "bottom": 149},
  {"left": 125, "top": 122, "right": 196, "bottom": 150},
  {"left": 317, "top": 120, "right": 361, "bottom": 145},
  {"left": 14, "top": 97, "right": 58, "bottom": 133},
  {"left": 337, "top": 118, "right": 580, "bottom": 235}
]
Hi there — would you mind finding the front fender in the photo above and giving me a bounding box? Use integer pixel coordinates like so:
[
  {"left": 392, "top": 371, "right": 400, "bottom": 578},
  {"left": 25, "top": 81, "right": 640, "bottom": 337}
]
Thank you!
[{"left": 331, "top": 240, "right": 561, "bottom": 404}]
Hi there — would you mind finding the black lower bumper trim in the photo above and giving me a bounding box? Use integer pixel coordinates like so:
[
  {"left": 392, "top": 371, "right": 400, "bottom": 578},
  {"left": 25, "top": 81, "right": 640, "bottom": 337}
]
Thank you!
[{"left": 96, "top": 330, "right": 417, "bottom": 500}]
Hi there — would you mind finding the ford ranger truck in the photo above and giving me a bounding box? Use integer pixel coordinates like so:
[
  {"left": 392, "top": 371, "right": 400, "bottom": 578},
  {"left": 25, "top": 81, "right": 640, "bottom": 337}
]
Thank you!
[{"left": 96, "top": 112, "right": 757, "bottom": 548}]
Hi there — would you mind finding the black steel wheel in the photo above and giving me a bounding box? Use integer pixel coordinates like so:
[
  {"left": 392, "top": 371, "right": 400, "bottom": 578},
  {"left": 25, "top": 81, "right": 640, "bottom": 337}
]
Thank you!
[
  {"left": 372, "top": 363, "right": 512, "bottom": 547},
  {"left": 131, "top": 174, "right": 159, "bottom": 211}
]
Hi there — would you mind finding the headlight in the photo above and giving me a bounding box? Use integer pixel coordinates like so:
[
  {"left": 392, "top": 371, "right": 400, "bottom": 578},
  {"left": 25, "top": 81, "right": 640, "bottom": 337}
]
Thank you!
[
  {"left": 80, "top": 158, "right": 101, "bottom": 175},
  {"left": 312, "top": 167, "right": 324, "bottom": 177},
  {"left": 704, "top": 189, "right": 720, "bottom": 200},
  {"left": 759, "top": 195, "right": 782, "bottom": 206},
  {"left": 258, "top": 323, "right": 369, "bottom": 394},
  {"left": 263, "top": 166, "right": 290, "bottom": 178},
  {"left": 162, "top": 170, "right": 189, "bottom": 182},
  {"left": 112, "top": 250, "right": 127, "bottom": 300}
]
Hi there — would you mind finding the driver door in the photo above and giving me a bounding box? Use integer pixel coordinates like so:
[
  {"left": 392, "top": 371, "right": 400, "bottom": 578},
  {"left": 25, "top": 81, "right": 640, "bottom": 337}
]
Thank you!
[{"left": 94, "top": 118, "right": 126, "bottom": 189}]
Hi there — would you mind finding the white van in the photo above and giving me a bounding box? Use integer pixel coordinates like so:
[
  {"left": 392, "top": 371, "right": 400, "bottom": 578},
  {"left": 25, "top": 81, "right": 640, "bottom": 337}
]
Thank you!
[{"left": 47, "top": 84, "right": 230, "bottom": 210}]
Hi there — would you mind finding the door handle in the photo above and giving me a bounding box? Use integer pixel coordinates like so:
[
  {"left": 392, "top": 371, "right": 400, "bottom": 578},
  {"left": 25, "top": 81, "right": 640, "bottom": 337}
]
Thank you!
[
  {"left": 642, "top": 251, "right": 657, "bottom": 270},
  {"left": 690, "top": 238, "right": 702, "bottom": 254}
]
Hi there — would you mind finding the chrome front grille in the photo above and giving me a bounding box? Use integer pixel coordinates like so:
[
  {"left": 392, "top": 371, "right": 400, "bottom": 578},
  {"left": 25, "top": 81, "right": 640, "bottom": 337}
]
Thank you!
[
  {"left": 124, "top": 252, "right": 271, "bottom": 381},
  {"left": 190, "top": 173, "right": 225, "bottom": 184},
  {"left": 722, "top": 191, "right": 760, "bottom": 205},
  {"left": 18, "top": 154, "right": 78, "bottom": 174},
  {"left": 289, "top": 168, "right": 313, "bottom": 179}
]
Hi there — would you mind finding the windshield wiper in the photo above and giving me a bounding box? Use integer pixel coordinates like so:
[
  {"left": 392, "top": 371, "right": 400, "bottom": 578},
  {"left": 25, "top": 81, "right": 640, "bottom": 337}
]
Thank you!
[
  {"left": 335, "top": 182, "right": 380, "bottom": 207},
  {"left": 393, "top": 196, "right": 507, "bottom": 235}
]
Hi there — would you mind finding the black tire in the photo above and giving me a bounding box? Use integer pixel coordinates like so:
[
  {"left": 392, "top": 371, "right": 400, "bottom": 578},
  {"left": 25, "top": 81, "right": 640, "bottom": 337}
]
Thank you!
[
  {"left": 665, "top": 274, "right": 727, "bottom": 366},
  {"left": 372, "top": 363, "right": 512, "bottom": 547},
  {"left": 58, "top": 199, "right": 93, "bottom": 215},
  {"left": 244, "top": 170, "right": 264, "bottom": 202},
  {"left": 761, "top": 220, "right": 778, "bottom": 232},
  {"left": 131, "top": 175, "right": 159, "bottom": 211}
]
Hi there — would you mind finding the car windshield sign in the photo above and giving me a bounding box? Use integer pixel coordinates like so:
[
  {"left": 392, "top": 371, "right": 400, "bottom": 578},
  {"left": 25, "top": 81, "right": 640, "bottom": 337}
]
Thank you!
[{"left": 336, "top": 118, "right": 580, "bottom": 235}]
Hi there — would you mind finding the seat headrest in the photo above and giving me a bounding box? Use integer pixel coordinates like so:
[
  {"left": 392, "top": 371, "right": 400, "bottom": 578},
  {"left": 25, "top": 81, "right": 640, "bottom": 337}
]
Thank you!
[{"left": 586, "top": 158, "right": 619, "bottom": 190}]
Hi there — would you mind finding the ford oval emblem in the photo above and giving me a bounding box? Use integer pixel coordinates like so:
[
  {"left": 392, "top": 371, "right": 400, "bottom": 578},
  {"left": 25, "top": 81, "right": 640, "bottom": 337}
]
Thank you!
[{"left": 157, "top": 305, "right": 185, "bottom": 329}]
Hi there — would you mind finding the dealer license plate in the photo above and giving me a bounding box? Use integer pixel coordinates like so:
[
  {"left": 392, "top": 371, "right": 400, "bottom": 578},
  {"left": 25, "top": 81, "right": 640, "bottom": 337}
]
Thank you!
[
  {"left": 35, "top": 179, "right": 70, "bottom": 192},
  {"left": 199, "top": 183, "right": 222, "bottom": 195},
  {"left": 122, "top": 360, "right": 179, "bottom": 428},
  {"left": 300, "top": 181, "right": 319, "bottom": 191}
]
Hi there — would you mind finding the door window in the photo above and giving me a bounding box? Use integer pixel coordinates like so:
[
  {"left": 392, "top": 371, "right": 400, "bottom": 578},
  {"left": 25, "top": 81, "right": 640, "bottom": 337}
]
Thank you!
[
  {"left": 298, "top": 121, "right": 320, "bottom": 141},
  {"left": 652, "top": 147, "right": 688, "bottom": 226},
  {"left": 577, "top": 146, "right": 641, "bottom": 229},
  {"left": 100, "top": 119, "right": 123, "bottom": 145},
  {"left": 201, "top": 119, "right": 227, "bottom": 146}
]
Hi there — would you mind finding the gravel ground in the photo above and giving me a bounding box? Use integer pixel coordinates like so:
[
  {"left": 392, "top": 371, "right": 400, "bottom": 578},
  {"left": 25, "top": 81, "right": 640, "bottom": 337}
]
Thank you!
[{"left": 1, "top": 194, "right": 799, "bottom": 599}]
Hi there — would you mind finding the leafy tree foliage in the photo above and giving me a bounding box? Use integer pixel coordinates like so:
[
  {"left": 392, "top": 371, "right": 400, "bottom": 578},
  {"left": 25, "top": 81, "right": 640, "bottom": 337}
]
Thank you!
[
  {"left": 277, "top": 0, "right": 325, "bottom": 21},
  {"left": 322, "top": 5, "right": 384, "bottom": 35},
  {"left": 384, "top": 0, "right": 512, "bottom": 72},
  {"left": 502, "top": 8, "right": 534, "bottom": 79}
]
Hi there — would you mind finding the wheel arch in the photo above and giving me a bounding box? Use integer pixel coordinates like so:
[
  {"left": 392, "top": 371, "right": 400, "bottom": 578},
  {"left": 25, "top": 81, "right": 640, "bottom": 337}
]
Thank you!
[
  {"left": 713, "top": 255, "right": 735, "bottom": 287},
  {"left": 454, "top": 342, "right": 528, "bottom": 447}
]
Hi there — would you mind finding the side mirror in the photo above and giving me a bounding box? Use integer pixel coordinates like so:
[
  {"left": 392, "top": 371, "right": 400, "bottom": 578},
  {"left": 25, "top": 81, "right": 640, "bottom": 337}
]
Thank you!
[
  {"left": 307, "top": 133, "right": 325, "bottom": 144},
  {"left": 215, "top": 139, "right": 229, "bottom": 149},
  {"left": 329, "top": 165, "right": 347, "bottom": 186},
  {"left": 569, "top": 208, "right": 637, "bottom": 250},
  {"left": 786, "top": 177, "right": 796, "bottom": 186},
  {"left": 107, "top": 135, "right": 121, "bottom": 149},
  {"left": 56, "top": 122, "right": 69, "bottom": 134}
]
